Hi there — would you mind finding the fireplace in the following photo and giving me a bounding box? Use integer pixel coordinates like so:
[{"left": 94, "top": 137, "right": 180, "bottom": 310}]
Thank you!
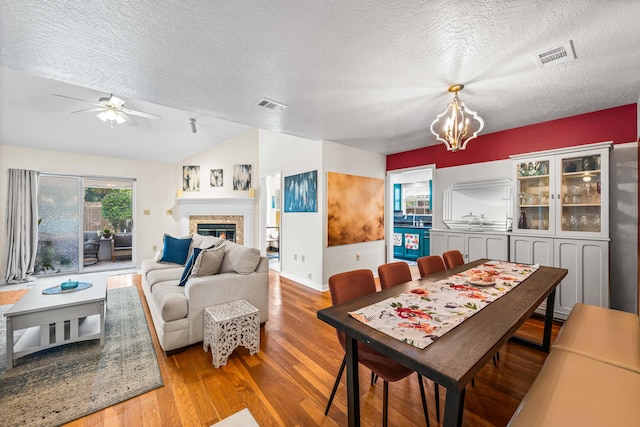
[
  {"left": 197, "top": 223, "right": 236, "bottom": 242},
  {"left": 189, "top": 215, "right": 244, "bottom": 245},
  {"left": 176, "top": 198, "right": 255, "bottom": 247}
]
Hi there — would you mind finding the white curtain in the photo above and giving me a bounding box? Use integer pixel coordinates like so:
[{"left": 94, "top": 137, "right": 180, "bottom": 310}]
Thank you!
[{"left": 4, "top": 169, "right": 39, "bottom": 283}]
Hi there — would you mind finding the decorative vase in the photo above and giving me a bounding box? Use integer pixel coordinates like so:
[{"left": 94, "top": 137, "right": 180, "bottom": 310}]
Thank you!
[{"left": 518, "top": 211, "right": 528, "bottom": 229}]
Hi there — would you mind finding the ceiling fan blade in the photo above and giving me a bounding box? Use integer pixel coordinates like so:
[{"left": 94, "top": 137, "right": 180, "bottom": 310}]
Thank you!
[
  {"left": 122, "top": 108, "right": 162, "bottom": 120},
  {"left": 52, "top": 93, "right": 102, "bottom": 107},
  {"left": 121, "top": 112, "right": 139, "bottom": 126},
  {"left": 70, "top": 107, "right": 104, "bottom": 114}
]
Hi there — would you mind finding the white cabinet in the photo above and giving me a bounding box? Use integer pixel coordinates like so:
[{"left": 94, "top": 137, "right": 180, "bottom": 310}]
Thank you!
[
  {"left": 431, "top": 230, "right": 509, "bottom": 262},
  {"left": 509, "top": 235, "right": 554, "bottom": 266},
  {"left": 554, "top": 239, "right": 609, "bottom": 318},
  {"left": 510, "top": 143, "right": 611, "bottom": 319},
  {"left": 510, "top": 235, "right": 609, "bottom": 320},
  {"left": 511, "top": 142, "right": 611, "bottom": 239}
]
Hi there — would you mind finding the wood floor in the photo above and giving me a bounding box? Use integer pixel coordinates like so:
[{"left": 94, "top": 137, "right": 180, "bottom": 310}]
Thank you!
[{"left": 3, "top": 269, "right": 561, "bottom": 427}]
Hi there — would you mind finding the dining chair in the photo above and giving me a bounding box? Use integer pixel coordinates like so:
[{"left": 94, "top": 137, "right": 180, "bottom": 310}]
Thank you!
[
  {"left": 326, "top": 269, "right": 432, "bottom": 427},
  {"left": 417, "top": 255, "right": 446, "bottom": 278},
  {"left": 377, "top": 261, "right": 413, "bottom": 290},
  {"left": 442, "top": 249, "right": 465, "bottom": 269}
]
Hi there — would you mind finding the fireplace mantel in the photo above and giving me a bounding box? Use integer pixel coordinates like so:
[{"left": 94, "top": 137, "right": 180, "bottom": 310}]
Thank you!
[{"left": 175, "top": 198, "right": 255, "bottom": 247}]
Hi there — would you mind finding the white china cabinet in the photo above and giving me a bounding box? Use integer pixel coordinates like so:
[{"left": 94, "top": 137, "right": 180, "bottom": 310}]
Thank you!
[
  {"left": 512, "top": 142, "right": 610, "bottom": 237},
  {"left": 510, "top": 142, "right": 611, "bottom": 319}
]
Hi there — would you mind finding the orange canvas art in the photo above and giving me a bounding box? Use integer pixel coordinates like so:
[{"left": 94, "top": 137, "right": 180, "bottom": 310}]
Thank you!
[{"left": 327, "top": 172, "right": 384, "bottom": 246}]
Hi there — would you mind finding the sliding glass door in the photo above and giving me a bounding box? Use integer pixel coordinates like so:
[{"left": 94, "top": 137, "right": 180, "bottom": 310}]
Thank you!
[
  {"left": 35, "top": 175, "right": 81, "bottom": 274},
  {"left": 35, "top": 174, "right": 135, "bottom": 275}
]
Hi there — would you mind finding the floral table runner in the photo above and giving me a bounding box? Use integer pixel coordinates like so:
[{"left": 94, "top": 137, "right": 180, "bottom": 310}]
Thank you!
[{"left": 349, "top": 261, "right": 538, "bottom": 349}]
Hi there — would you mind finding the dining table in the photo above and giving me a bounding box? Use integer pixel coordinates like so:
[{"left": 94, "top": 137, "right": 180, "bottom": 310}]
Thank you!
[{"left": 317, "top": 259, "right": 568, "bottom": 427}]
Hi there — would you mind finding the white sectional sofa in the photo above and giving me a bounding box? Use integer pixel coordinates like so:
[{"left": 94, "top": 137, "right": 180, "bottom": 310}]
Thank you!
[{"left": 141, "top": 234, "right": 269, "bottom": 354}]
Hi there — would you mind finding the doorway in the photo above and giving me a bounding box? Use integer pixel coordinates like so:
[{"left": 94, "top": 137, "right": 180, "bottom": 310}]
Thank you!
[
  {"left": 386, "top": 166, "right": 435, "bottom": 264},
  {"left": 261, "top": 172, "right": 281, "bottom": 272}
]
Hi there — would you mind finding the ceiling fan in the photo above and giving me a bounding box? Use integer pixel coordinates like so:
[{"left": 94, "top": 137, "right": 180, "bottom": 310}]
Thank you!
[{"left": 52, "top": 93, "right": 162, "bottom": 127}]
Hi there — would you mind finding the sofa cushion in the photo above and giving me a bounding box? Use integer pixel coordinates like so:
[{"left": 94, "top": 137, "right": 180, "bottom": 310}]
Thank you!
[
  {"left": 146, "top": 267, "right": 183, "bottom": 289},
  {"left": 191, "top": 233, "right": 222, "bottom": 249},
  {"left": 225, "top": 244, "right": 261, "bottom": 274},
  {"left": 179, "top": 247, "right": 202, "bottom": 286},
  {"left": 192, "top": 245, "right": 225, "bottom": 277},
  {"left": 159, "top": 234, "right": 192, "bottom": 265},
  {"left": 113, "top": 233, "right": 132, "bottom": 248},
  {"left": 151, "top": 281, "right": 189, "bottom": 322}
]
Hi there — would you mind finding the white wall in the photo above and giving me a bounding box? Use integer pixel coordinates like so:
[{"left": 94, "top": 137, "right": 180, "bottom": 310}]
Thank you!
[
  {"left": 176, "top": 129, "right": 260, "bottom": 247},
  {"left": 0, "top": 144, "right": 176, "bottom": 277},
  {"left": 322, "top": 140, "right": 387, "bottom": 287},
  {"left": 259, "top": 129, "right": 324, "bottom": 289}
]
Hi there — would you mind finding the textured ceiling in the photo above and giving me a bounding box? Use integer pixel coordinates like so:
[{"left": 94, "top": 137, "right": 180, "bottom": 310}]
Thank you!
[{"left": 1, "top": 0, "right": 639, "bottom": 163}]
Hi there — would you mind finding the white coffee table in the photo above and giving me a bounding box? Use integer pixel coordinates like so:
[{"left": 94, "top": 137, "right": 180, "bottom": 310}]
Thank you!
[{"left": 4, "top": 273, "right": 107, "bottom": 369}]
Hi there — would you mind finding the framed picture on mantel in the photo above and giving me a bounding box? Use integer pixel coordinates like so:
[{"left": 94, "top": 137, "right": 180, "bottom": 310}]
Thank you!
[
  {"left": 233, "top": 164, "right": 252, "bottom": 190},
  {"left": 183, "top": 165, "right": 200, "bottom": 192},
  {"left": 210, "top": 169, "right": 223, "bottom": 187}
]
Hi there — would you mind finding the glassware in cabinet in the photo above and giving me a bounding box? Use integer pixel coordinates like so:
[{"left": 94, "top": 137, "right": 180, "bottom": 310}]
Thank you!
[
  {"left": 515, "top": 159, "right": 551, "bottom": 231},
  {"left": 559, "top": 153, "right": 602, "bottom": 233},
  {"left": 511, "top": 142, "right": 610, "bottom": 238}
]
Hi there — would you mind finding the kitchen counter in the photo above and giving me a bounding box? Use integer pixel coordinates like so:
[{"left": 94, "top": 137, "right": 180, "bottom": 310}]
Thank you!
[{"left": 393, "top": 224, "right": 432, "bottom": 229}]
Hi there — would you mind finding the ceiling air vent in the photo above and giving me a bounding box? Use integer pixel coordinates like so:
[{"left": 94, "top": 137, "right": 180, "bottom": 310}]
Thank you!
[
  {"left": 534, "top": 40, "right": 577, "bottom": 68},
  {"left": 256, "top": 98, "right": 288, "bottom": 112}
]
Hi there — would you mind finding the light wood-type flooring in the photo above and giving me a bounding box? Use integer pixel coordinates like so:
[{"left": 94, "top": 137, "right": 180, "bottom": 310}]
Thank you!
[{"left": 2, "top": 269, "right": 561, "bottom": 427}]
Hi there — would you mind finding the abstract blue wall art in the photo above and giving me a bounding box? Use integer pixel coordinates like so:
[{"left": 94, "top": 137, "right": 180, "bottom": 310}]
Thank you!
[{"left": 284, "top": 170, "right": 318, "bottom": 212}]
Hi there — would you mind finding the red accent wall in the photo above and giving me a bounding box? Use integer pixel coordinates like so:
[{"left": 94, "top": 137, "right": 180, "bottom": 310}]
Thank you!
[{"left": 387, "top": 104, "right": 637, "bottom": 171}]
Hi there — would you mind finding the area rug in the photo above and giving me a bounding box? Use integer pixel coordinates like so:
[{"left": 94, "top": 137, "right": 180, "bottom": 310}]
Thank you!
[{"left": 0, "top": 286, "right": 163, "bottom": 426}]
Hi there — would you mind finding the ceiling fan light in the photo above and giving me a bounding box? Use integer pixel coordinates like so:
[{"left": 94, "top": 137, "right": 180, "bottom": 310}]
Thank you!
[
  {"left": 97, "top": 111, "right": 108, "bottom": 122},
  {"left": 115, "top": 113, "right": 126, "bottom": 124},
  {"left": 105, "top": 109, "right": 118, "bottom": 121}
]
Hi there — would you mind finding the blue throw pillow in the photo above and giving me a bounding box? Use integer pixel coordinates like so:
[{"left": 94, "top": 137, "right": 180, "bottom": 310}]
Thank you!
[
  {"left": 179, "top": 247, "right": 202, "bottom": 286},
  {"left": 159, "top": 234, "right": 192, "bottom": 265}
]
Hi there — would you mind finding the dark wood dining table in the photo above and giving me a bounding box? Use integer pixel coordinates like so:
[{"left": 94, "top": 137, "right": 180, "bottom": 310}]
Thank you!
[{"left": 317, "top": 259, "right": 568, "bottom": 427}]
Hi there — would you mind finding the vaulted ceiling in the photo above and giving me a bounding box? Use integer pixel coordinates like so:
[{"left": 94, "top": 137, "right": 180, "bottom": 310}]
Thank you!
[{"left": 1, "top": 1, "right": 639, "bottom": 163}]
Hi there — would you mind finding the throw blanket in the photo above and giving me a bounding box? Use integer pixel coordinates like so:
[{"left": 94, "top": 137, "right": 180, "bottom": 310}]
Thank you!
[{"left": 349, "top": 261, "right": 538, "bottom": 349}]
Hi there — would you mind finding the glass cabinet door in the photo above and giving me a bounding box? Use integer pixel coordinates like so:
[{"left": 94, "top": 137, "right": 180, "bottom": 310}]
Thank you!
[
  {"left": 513, "top": 144, "right": 609, "bottom": 238},
  {"left": 558, "top": 152, "right": 602, "bottom": 234},
  {"left": 515, "top": 159, "right": 552, "bottom": 232}
]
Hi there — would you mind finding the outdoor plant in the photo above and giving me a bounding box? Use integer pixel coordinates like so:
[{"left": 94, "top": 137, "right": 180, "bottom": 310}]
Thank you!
[{"left": 101, "top": 189, "right": 132, "bottom": 232}]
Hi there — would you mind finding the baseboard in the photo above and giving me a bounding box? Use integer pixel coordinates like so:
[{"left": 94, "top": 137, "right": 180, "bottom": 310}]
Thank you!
[{"left": 279, "top": 271, "right": 327, "bottom": 291}]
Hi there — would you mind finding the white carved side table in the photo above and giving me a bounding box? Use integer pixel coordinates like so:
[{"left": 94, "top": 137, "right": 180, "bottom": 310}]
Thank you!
[{"left": 203, "top": 299, "right": 260, "bottom": 368}]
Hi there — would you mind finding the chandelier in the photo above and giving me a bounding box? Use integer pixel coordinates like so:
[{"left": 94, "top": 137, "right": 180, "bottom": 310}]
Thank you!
[{"left": 430, "top": 84, "right": 484, "bottom": 152}]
